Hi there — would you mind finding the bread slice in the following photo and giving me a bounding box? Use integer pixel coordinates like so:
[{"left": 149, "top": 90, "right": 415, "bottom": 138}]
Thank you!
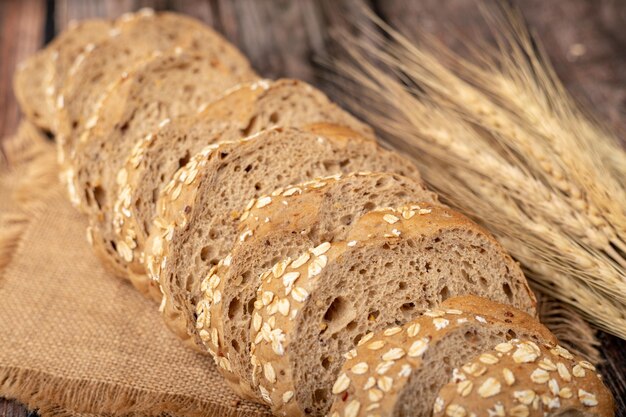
[
  {"left": 433, "top": 338, "right": 614, "bottom": 417},
  {"left": 245, "top": 206, "right": 537, "bottom": 414},
  {"left": 14, "top": 18, "right": 111, "bottom": 134},
  {"left": 13, "top": 50, "right": 55, "bottom": 132},
  {"left": 327, "top": 296, "right": 560, "bottom": 417},
  {"left": 56, "top": 9, "right": 252, "bottom": 188},
  {"left": 47, "top": 19, "right": 113, "bottom": 135},
  {"left": 196, "top": 172, "right": 438, "bottom": 398},
  {"left": 114, "top": 78, "right": 374, "bottom": 295},
  {"left": 73, "top": 50, "right": 257, "bottom": 278},
  {"left": 145, "top": 124, "right": 421, "bottom": 351}
]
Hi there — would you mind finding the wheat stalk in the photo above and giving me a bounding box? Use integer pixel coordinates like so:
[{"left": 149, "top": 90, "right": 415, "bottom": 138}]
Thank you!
[{"left": 330, "top": 7, "right": 626, "bottom": 339}]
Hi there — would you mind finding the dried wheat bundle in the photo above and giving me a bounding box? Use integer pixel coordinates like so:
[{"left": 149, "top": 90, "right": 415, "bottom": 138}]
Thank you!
[{"left": 330, "top": 7, "right": 626, "bottom": 339}]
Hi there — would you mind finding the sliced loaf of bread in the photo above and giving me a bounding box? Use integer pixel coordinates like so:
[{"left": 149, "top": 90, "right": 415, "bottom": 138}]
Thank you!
[
  {"left": 14, "top": 18, "right": 112, "bottom": 135},
  {"left": 433, "top": 338, "right": 614, "bottom": 417},
  {"left": 113, "top": 78, "right": 373, "bottom": 294},
  {"left": 47, "top": 19, "right": 113, "bottom": 136},
  {"left": 145, "top": 124, "right": 421, "bottom": 349},
  {"left": 13, "top": 50, "right": 55, "bottom": 132},
  {"left": 56, "top": 9, "right": 253, "bottom": 184},
  {"left": 245, "top": 206, "right": 536, "bottom": 414},
  {"left": 196, "top": 172, "right": 438, "bottom": 398},
  {"left": 326, "top": 296, "right": 565, "bottom": 417},
  {"left": 74, "top": 50, "right": 256, "bottom": 278}
]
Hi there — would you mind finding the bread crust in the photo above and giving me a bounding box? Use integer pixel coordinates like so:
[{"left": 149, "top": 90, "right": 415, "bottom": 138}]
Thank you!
[
  {"left": 115, "top": 79, "right": 374, "bottom": 298},
  {"left": 195, "top": 172, "right": 438, "bottom": 399},
  {"left": 57, "top": 10, "right": 253, "bottom": 209},
  {"left": 242, "top": 205, "right": 536, "bottom": 415},
  {"left": 75, "top": 50, "right": 256, "bottom": 280},
  {"left": 433, "top": 336, "right": 615, "bottom": 417},
  {"left": 146, "top": 124, "right": 421, "bottom": 352},
  {"left": 328, "top": 296, "right": 556, "bottom": 417}
]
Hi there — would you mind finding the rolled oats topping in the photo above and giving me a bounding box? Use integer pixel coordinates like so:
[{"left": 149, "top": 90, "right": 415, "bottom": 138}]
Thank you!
[{"left": 433, "top": 338, "right": 610, "bottom": 417}]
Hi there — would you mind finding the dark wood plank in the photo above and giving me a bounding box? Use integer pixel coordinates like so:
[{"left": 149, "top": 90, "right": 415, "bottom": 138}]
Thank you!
[
  {"left": 0, "top": 401, "right": 31, "bottom": 417},
  {"left": 376, "top": 0, "right": 626, "bottom": 138},
  {"left": 0, "top": 0, "right": 46, "bottom": 138}
]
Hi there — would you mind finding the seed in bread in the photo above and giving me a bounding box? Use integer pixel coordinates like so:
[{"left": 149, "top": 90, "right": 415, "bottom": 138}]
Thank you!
[
  {"left": 197, "top": 171, "right": 438, "bottom": 398},
  {"left": 247, "top": 207, "right": 537, "bottom": 416},
  {"left": 13, "top": 18, "right": 112, "bottom": 133},
  {"left": 73, "top": 50, "right": 256, "bottom": 278},
  {"left": 113, "top": 78, "right": 374, "bottom": 296},
  {"left": 56, "top": 10, "right": 253, "bottom": 194},
  {"left": 145, "top": 124, "right": 422, "bottom": 353},
  {"left": 433, "top": 338, "right": 614, "bottom": 417},
  {"left": 326, "top": 296, "right": 559, "bottom": 417},
  {"left": 13, "top": 50, "right": 56, "bottom": 132}
]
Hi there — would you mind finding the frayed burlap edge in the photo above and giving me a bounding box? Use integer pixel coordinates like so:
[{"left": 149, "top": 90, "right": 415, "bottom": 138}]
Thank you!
[
  {"left": 0, "top": 367, "right": 259, "bottom": 417},
  {"left": 0, "top": 123, "right": 272, "bottom": 417},
  {"left": 0, "top": 121, "right": 54, "bottom": 272}
]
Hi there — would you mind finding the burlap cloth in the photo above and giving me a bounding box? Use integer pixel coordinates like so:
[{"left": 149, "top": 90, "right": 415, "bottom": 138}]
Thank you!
[
  {"left": 0, "top": 122, "right": 599, "bottom": 417},
  {"left": 0, "top": 122, "right": 272, "bottom": 417}
]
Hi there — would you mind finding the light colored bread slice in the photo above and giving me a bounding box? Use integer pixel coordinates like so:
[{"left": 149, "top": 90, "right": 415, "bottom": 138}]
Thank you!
[
  {"left": 56, "top": 9, "right": 253, "bottom": 183},
  {"left": 196, "top": 172, "right": 438, "bottom": 398},
  {"left": 433, "top": 338, "right": 614, "bottom": 417},
  {"left": 74, "top": 50, "right": 257, "bottom": 278},
  {"left": 14, "top": 18, "right": 111, "bottom": 133},
  {"left": 145, "top": 124, "right": 421, "bottom": 351},
  {"left": 113, "top": 78, "right": 374, "bottom": 296},
  {"left": 245, "top": 206, "right": 537, "bottom": 414},
  {"left": 13, "top": 50, "right": 55, "bottom": 132},
  {"left": 326, "top": 296, "right": 573, "bottom": 417},
  {"left": 47, "top": 19, "right": 113, "bottom": 133}
]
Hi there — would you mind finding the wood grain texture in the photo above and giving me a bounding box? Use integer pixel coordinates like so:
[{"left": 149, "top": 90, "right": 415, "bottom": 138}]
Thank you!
[
  {"left": 1, "top": 1, "right": 625, "bottom": 416},
  {"left": 0, "top": 0, "right": 46, "bottom": 138}
]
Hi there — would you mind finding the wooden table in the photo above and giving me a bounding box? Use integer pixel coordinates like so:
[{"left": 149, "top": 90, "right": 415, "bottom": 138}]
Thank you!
[{"left": 1, "top": 0, "right": 624, "bottom": 416}]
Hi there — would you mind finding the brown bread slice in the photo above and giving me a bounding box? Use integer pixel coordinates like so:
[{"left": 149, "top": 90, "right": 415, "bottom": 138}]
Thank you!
[
  {"left": 195, "top": 172, "right": 438, "bottom": 399},
  {"left": 56, "top": 9, "right": 252, "bottom": 181},
  {"left": 74, "top": 50, "right": 257, "bottom": 278},
  {"left": 113, "top": 78, "right": 374, "bottom": 295},
  {"left": 433, "top": 339, "right": 614, "bottom": 417},
  {"left": 13, "top": 50, "right": 55, "bottom": 132},
  {"left": 327, "top": 296, "right": 560, "bottom": 417},
  {"left": 13, "top": 18, "right": 112, "bottom": 134},
  {"left": 245, "top": 206, "right": 537, "bottom": 414},
  {"left": 145, "top": 124, "right": 421, "bottom": 350},
  {"left": 47, "top": 19, "right": 113, "bottom": 133}
]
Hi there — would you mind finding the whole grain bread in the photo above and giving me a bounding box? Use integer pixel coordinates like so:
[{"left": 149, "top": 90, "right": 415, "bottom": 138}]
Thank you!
[
  {"left": 196, "top": 172, "right": 438, "bottom": 399},
  {"left": 13, "top": 18, "right": 112, "bottom": 132},
  {"left": 74, "top": 50, "right": 257, "bottom": 278},
  {"left": 46, "top": 19, "right": 113, "bottom": 134},
  {"left": 433, "top": 338, "right": 614, "bottom": 417},
  {"left": 245, "top": 206, "right": 537, "bottom": 415},
  {"left": 56, "top": 9, "right": 253, "bottom": 193},
  {"left": 114, "top": 78, "right": 374, "bottom": 295},
  {"left": 327, "top": 296, "right": 558, "bottom": 417},
  {"left": 13, "top": 50, "right": 55, "bottom": 132},
  {"left": 145, "top": 124, "right": 421, "bottom": 351}
]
